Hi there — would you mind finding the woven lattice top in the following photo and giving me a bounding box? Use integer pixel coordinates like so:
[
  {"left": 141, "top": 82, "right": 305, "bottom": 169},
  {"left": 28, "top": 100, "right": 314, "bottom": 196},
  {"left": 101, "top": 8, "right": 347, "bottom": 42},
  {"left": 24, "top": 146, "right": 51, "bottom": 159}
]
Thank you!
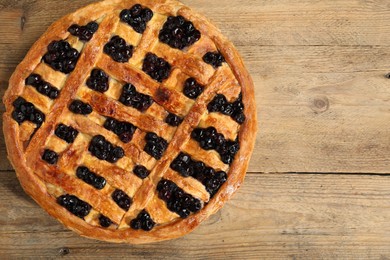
[{"left": 3, "top": 0, "right": 256, "bottom": 243}]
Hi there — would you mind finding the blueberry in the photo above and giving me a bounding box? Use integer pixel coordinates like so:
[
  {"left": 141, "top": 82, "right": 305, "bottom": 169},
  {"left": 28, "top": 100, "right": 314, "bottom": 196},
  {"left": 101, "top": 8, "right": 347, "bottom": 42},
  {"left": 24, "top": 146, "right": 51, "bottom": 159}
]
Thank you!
[
  {"left": 55, "top": 124, "right": 79, "bottom": 143},
  {"left": 104, "top": 117, "right": 136, "bottom": 143},
  {"left": 25, "top": 74, "right": 41, "bottom": 86},
  {"left": 104, "top": 36, "right": 134, "bottom": 63},
  {"left": 69, "top": 100, "right": 93, "bottom": 115},
  {"left": 120, "top": 9, "right": 131, "bottom": 22},
  {"left": 156, "top": 179, "right": 202, "bottom": 218},
  {"left": 165, "top": 113, "right": 183, "bottom": 127},
  {"left": 120, "top": 5, "right": 154, "bottom": 34},
  {"left": 192, "top": 127, "right": 240, "bottom": 165},
  {"left": 157, "top": 179, "right": 177, "bottom": 201},
  {"left": 76, "top": 166, "right": 106, "bottom": 190},
  {"left": 189, "top": 198, "right": 202, "bottom": 212},
  {"left": 86, "top": 22, "right": 99, "bottom": 33},
  {"left": 48, "top": 88, "right": 60, "bottom": 99},
  {"left": 130, "top": 210, "right": 155, "bottom": 231},
  {"left": 221, "top": 103, "right": 234, "bottom": 116},
  {"left": 12, "top": 110, "right": 25, "bottom": 124},
  {"left": 86, "top": 69, "right": 109, "bottom": 93},
  {"left": 133, "top": 165, "right": 150, "bottom": 179},
  {"left": 208, "top": 93, "right": 245, "bottom": 124},
  {"left": 203, "top": 170, "right": 227, "bottom": 197},
  {"left": 110, "top": 147, "right": 125, "bottom": 162},
  {"left": 231, "top": 94, "right": 246, "bottom": 124},
  {"left": 32, "top": 111, "right": 45, "bottom": 125},
  {"left": 144, "top": 132, "right": 168, "bottom": 159},
  {"left": 183, "top": 78, "right": 203, "bottom": 99},
  {"left": 43, "top": 40, "right": 80, "bottom": 74},
  {"left": 119, "top": 84, "right": 153, "bottom": 112},
  {"left": 12, "top": 97, "right": 26, "bottom": 108},
  {"left": 170, "top": 152, "right": 193, "bottom": 177},
  {"left": 207, "top": 94, "right": 227, "bottom": 112},
  {"left": 68, "top": 24, "right": 79, "bottom": 35},
  {"left": 57, "top": 194, "right": 91, "bottom": 219},
  {"left": 203, "top": 51, "right": 225, "bottom": 68},
  {"left": 142, "top": 219, "right": 155, "bottom": 231},
  {"left": 130, "top": 219, "right": 142, "bottom": 230},
  {"left": 177, "top": 208, "right": 190, "bottom": 218},
  {"left": 11, "top": 97, "right": 45, "bottom": 126},
  {"left": 68, "top": 22, "right": 99, "bottom": 41},
  {"left": 232, "top": 112, "right": 246, "bottom": 124},
  {"left": 159, "top": 16, "right": 201, "bottom": 50},
  {"left": 99, "top": 214, "right": 112, "bottom": 227},
  {"left": 112, "top": 189, "right": 132, "bottom": 211},
  {"left": 42, "top": 149, "right": 58, "bottom": 164},
  {"left": 142, "top": 53, "right": 171, "bottom": 83},
  {"left": 103, "top": 117, "right": 117, "bottom": 131},
  {"left": 20, "top": 102, "right": 35, "bottom": 114},
  {"left": 89, "top": 135, "right": 125, "bottom": 162}
]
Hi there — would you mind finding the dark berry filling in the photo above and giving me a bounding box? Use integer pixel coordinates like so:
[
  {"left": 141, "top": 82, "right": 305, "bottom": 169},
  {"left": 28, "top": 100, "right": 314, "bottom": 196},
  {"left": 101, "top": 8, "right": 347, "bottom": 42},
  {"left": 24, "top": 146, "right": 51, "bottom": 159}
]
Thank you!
[
  {"left": 120, "top": 4, "right": 153, "bottom": 34},
  {"left": 11, "top": 97, "right": 45, "bottom": 126},
  {"left": 25, "top": 74, "right": 60, "bottom": 99},
  {"left": 142, "top": 53, "right": 171, "bottom": 83},
  {"left": 157, "top": 179, "right": 202, "bottom": 218},
  {"left": 76, "top": 166, "right": 106, "bottom": 190},
  {"left": 86, "top": 69, "right": 109, "bottom": 93},
  {"left": 159, "top": 16, "right": 201, "bottom": 50},
  {"left": 55, "top": 124, "right": 79, "bottom": 143},
  {"left": 170, "top": 152, "right": 227, "bottom": 197},
  {"left": 99, "top": 214, "right": 113, "bottom": 227},
  {"left": 42, "top": 149, "right": 58, "bottom": 165},
  {"left": 88, "top": 135, "right": 125, "bottom": 163},
  {"left": 171, "top": 152, "right": 193, "bottom": 177},
  {"left": 43, "top": 40, "right": 80, "bottom": 74},
  {"left": 133, "top": 165, "right": 150, "bottom": 179},
  {"left": 202, "top": 170, "right": 228, "bottom": 197},
  {"left": 231, "top": 94, "right": 246, "bottom": 124},
  {"left": 69, "top": 100, "right": 93, "bottom": 115},
  {"left": 191, "top": 127, "right": 240, "bottom": 165},
  {"left": 208, "top": 93, "right": 245, "bottom": 124},
  {"left": 112, "top": 189, "right": 132, "bottom": 211},
  {"left": 104, "top": 36, "right": 134, "bottom": 63},
  {"left": 183, "top": 78, "right": 203, "bottom": 99},
  {"left": 203, "top": 51, "right": 225, "bottom": 68},
  {"left": 130, "top": 210, "right": 155, "bottom": 231},
  {"left": 104, "top": 117, "right": 137, "bottom": 143},
  {"left": 165, "top": 113, "right": 183, "bottom": 127},
  {"left": 144, "top": 132, "right": 168, "bottom": 160},
  {"left": 57, "top": 194, "right": 91, "bottom": 219},
  {"left": 68, "top": 21, "right": 99, "bottom": 41},
  {"left": 119, "top": 83, "right": 154, "bottom": 112}
]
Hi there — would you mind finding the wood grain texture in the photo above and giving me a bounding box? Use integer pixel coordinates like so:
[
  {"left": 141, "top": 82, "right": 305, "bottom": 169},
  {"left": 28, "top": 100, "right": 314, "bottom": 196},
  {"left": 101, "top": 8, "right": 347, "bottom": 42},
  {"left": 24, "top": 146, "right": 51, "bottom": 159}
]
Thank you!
[
  {"left": 1, "top": 0, "right": 390, "bottom": 258},
  {"left": 1, "top": 171, "right": 389, "bottom": 258}
]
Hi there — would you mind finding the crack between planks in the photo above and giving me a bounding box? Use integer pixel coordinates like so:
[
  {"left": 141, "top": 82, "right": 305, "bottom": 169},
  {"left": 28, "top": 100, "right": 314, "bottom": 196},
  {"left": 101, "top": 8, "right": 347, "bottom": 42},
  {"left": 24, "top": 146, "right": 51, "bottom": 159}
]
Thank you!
[
  {"left": 247, "top": 172, "right": 390, "bottom": 177},
  {"left": 2, "top": 169, "right": 390, "bottom": 177}
]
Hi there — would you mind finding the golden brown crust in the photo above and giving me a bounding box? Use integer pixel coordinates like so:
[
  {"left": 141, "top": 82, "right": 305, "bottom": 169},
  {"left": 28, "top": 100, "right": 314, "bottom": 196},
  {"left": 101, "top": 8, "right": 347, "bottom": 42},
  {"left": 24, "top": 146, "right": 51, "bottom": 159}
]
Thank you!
[{"left": 3, "top": 0, "right": 257, "bottom": 244}]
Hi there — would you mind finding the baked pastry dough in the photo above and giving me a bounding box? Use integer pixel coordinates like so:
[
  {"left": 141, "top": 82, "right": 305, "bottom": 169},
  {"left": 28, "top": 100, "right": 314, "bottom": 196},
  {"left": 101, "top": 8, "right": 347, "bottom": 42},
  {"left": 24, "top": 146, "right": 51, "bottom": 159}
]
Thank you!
[{"left": 3, "top": 0, "right": 257, "bottom": 243}]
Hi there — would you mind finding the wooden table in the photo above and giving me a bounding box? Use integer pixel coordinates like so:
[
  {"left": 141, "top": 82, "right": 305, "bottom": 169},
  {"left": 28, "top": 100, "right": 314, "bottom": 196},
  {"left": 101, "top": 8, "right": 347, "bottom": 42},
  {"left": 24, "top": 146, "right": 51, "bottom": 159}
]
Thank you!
[{"left": 1, "top": 0, "right": 389, "bottom": 258}]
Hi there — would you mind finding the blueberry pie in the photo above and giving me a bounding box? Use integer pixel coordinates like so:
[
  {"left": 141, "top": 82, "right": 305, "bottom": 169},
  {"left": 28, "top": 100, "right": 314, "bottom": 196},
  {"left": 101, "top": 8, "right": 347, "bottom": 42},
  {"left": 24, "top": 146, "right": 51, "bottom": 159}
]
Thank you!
[{"left": 3, "top": 0, "right": 257, "bottom": 244}]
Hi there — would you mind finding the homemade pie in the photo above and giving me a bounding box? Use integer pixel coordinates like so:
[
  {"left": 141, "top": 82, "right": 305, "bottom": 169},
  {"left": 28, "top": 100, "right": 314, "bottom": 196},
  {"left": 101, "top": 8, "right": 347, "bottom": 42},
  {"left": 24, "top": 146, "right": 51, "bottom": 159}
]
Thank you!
[{"left": 3, "top": 0, "right": 257, "bottom": 243}]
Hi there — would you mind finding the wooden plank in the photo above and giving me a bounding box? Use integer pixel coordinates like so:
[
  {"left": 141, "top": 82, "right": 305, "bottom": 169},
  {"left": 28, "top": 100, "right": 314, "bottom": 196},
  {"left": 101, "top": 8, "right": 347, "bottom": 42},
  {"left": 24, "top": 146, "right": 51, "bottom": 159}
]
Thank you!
[
  {"left": 249, "top": 45, "right": 390, "bottom": 174},
  {"left": 0, "top": 171, "right": 389, "bottom": 258},
  {"left": 0, "top": 0, "right": 389, "bottom": 49}
]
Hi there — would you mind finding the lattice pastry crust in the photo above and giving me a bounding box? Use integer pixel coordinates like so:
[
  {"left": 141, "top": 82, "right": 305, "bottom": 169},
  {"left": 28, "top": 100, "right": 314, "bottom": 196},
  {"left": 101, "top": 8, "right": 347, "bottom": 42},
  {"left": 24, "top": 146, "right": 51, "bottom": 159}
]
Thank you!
[{"left": 3, "top": 0, "right": 257, "bottom": 244}]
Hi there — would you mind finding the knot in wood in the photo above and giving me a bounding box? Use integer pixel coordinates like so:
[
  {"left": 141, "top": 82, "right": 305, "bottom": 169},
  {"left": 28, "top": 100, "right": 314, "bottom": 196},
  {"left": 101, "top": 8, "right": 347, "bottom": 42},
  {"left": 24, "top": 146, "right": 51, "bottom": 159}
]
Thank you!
[
  {"left": 59, "top": 247, "right": 70, "bottom": 256},
  {"left": 311, "top": 96, "right": 329, "bottom": 114}
]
